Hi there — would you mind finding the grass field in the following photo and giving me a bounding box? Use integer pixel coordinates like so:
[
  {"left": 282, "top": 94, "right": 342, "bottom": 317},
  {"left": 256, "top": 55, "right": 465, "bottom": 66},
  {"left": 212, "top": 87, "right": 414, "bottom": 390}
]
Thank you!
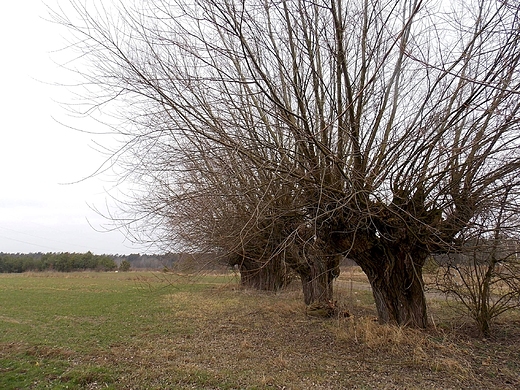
[{"left": 1, "top": 270, "right": 519, "bottom": 389}]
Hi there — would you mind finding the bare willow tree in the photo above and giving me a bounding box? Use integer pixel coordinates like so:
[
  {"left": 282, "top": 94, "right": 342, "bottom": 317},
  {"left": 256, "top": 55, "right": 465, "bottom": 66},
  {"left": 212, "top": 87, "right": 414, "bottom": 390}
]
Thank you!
[
  {"left": 158, "top": 140, "right": 298, "bottom": 291},
  {"left": 54, "top": 0, "right": 520, "bottom": 326}
]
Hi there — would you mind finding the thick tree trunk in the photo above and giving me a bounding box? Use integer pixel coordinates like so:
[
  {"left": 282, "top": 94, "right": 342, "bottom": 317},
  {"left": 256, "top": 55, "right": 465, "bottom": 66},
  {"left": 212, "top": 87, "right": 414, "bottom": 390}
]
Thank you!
[
  {"left": 239, "top": 265, "right": 288, "bottom": 291},
  {"left": 282, "top": 239, "right": 341, "bottom": 315},
  {"left": 233, "top": 255, "right": 292, "bottom": 291},
  {"left": 361, "top": 253, "right": 428, "bottom": 328},
  {"left": 300, "top": 261, "right": 334, "bottom": 305},
  {"left": 296, "top": 255, "right": 340, "bottom": 317}
]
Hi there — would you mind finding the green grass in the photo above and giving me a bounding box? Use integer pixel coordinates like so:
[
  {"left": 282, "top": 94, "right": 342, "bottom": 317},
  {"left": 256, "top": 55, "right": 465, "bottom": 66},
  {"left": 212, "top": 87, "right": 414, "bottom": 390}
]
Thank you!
[
  {"left": 0, "top": 272, "right": 229, "bottom": 389},
  {"left": 0, "top": 271, "right": 519, "bottom": 389}
]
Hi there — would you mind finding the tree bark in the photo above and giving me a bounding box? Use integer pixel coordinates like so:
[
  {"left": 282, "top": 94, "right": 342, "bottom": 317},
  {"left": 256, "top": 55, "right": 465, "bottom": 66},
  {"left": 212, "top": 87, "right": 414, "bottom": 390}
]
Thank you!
[
  {"left": 231, "top": 254, "right": 292, "bottom": 291},
  {"left": 292, "top": 252, "right": 340, "bottom": 318},
  {"left": 361, "top": 252, "right": 428, "bottom": 328},
  {"left": 300, "top": 261, "right": 334, "bottom": 305}
]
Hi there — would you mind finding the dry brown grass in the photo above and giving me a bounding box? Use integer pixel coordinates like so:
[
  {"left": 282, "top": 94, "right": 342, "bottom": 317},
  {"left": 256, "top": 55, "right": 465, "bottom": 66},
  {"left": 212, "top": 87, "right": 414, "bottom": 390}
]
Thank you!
[
  {"left": 1, "top": 271, "right": 519, "bottom": 389},
  {"left": 104, "top": 279, "right": 520, "bottom": 389}
]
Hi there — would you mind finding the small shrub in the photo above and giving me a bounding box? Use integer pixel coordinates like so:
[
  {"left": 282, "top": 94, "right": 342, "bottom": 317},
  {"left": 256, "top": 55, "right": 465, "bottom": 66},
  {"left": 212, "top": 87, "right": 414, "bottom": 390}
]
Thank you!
[{"left": 119, "top": 260, "right": 131, "bottom": 272}]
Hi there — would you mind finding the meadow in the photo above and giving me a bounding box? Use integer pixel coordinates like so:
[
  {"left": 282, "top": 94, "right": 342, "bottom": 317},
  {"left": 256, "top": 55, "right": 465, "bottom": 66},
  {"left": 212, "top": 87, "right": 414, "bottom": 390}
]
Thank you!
[{"left": 0, "top": 270, "right": 519, "bottom": 389}]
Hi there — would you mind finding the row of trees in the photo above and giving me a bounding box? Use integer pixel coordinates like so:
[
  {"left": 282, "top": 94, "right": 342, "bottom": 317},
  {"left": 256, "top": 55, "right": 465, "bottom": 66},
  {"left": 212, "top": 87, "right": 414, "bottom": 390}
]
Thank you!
[
  {"left": 0, "top": 252, "right": 231, "bottom": 273},
  {"left": 0, "top": 252, "right": 117, "bottom": 273},
  {"left": 54, "top": 0, "right": 520, "bottom": 328}
]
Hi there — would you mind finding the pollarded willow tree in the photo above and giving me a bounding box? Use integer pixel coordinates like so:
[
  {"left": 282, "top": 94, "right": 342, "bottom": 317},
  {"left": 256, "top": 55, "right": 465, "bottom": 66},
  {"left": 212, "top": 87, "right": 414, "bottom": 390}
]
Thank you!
[
  {"left": 157, "top": 139, "right": 299, "bottom": 291},
  {"left": 55, "top": 0, "right": 520, "bottom": 326}
]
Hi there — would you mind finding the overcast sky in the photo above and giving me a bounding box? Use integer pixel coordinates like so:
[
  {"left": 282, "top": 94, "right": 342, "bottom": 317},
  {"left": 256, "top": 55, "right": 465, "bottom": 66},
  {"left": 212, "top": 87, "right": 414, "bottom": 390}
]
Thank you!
[{"left": 0, "top": 1, "right": 146, "bottom": 254}]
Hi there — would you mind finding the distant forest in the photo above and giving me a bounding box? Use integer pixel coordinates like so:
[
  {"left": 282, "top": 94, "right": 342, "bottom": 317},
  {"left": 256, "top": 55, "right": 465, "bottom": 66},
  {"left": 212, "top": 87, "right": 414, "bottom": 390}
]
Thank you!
[{"left": 0, "top": 252, "right": 226, "bottom": 273}]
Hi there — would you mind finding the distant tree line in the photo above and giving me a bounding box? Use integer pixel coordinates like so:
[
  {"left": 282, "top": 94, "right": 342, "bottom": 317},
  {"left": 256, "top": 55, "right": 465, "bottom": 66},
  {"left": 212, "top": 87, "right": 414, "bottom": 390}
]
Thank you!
[
  {"left": 113, "top": 252, "right": 230, "bottom": 272},
  {"left": 0, "top": 252, "right": 117, "bottom": 273},
  {"left": 112, "top": 253, "right": 178, "bottom": 270},
  {"left": 0, "top": 252, "right": 223, "bottom": 273}
]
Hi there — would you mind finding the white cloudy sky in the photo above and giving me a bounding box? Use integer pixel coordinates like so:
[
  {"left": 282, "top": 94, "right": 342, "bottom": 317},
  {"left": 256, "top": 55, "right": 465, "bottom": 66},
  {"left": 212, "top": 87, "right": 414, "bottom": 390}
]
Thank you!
[{"left": 0, "top": 1, "right": 146, "bottom": 254}]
